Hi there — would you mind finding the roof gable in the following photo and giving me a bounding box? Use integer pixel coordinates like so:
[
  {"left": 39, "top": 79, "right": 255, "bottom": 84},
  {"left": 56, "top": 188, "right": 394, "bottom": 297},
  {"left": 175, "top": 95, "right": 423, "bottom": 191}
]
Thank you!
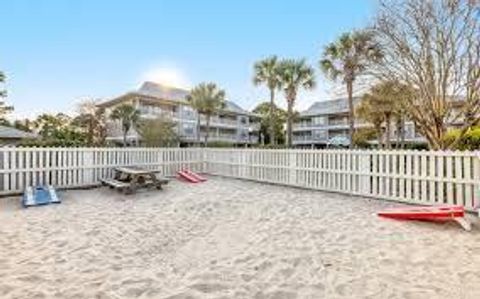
[
  {"left": 302, "top": 97, "right": 361, "bottom": 116},
  {"left": 136, "top": 82, "right": 189, "bottom": 100}
]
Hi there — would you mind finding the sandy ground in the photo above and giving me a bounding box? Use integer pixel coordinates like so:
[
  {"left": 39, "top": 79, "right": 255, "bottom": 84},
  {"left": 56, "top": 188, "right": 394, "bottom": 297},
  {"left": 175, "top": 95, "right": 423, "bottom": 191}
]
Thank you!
[{"left": 1, "top": 177, "right": 480, "bottom": 299}]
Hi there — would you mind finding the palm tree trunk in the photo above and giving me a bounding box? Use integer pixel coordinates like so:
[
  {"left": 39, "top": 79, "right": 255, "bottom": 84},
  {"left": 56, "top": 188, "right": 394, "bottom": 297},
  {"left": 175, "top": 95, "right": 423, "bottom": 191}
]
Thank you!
[
  {"left": 400, "top": 116, "right": 406, "bottom": 149},
  {"left": 376, "top": 126, "right": 383, "bottom": 149},
  {"left": 122, "top": 121, "right": 131, "bottom": 147},
  {"left": 123, "top": 129, "right": 127, "bottom": 147},
  {"left": 196, "top": 113, "right": 201, "bottom": 145},
  {"left": 395, "top": 117, "right": 401, "bottom": 149},
  {"left": 204, "top": 115, "right": 210, "bottom": 146},
  {"left": 287, "top": 100, "right": 293, "bottom": 148},
  {"left": 269, "top": 88, "right": 276, "bottom": 146},
  {"left": 385, "top": 113, "right": 391, "bottom": 149},
  {"left": 346, "top": 80, "right": 355, "bottom": 149}
]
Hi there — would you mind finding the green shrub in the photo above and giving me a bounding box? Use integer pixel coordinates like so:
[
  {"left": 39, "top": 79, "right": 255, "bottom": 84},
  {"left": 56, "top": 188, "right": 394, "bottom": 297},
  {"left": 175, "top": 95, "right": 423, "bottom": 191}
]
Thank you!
[
  {"left": 443, "top": 127, "right": 480, "bottom": 150},
  {"left": 205, "top": 141, "right": 236, "bottom": 148},
  {"left": 353, "top": 128, "right": 377, "bottom": 148}
]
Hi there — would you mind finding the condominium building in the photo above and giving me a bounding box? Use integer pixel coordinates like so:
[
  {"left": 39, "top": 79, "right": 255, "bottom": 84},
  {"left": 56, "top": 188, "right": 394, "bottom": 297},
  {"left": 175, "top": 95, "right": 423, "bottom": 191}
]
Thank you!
[
  {"left": 98, "top": 82, "right": 260, "bottom": 146},
  {"left": 292, "top": 97, "right": 418, "bottom": 147},
  {"left": 293, "top": 96, "right": 472, "bottom": 148}
]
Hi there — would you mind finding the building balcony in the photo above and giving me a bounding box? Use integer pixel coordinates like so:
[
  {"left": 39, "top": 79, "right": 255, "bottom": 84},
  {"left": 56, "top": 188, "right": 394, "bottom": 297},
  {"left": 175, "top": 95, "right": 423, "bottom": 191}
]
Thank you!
[
  {"left": 292, "top": 134, "right": 330, "bottom": 145},
  {"left": 197, "top": 134, "right": 252, "bottom": 144},
  {"left": 139, "top": 110, "right": 180, "bottom": 120},
  {"left": 199, "top": 116, "right": 238, "bottom": 128}
]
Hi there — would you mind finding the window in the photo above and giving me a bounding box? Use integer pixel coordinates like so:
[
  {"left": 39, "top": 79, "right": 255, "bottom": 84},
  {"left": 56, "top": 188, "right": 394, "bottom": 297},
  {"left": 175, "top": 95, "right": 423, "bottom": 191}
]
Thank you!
[
  {"left": 183, "top": 123, "right": 195, "bottom": 136},
  {"left": 312, "top": 116, "right": 327, "bottom": 126},
  {"left": 313, "top": 129, "right": 327, "bottom": 140},
  {"left": 182, "top": 105, "right": 196, "bottom": 119}
]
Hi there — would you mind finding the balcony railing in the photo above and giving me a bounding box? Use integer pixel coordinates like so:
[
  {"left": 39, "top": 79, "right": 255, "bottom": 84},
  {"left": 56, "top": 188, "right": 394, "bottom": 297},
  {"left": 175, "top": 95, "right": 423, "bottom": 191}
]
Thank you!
[
  {"left": 199, "top": 116, "right": 238, "bottom": 127},
  {"left": 328, "top": 119, "right": 348, "bottom": 126},
  {"left": 139, "top": 109, "right": 179, "bottom": 119}
]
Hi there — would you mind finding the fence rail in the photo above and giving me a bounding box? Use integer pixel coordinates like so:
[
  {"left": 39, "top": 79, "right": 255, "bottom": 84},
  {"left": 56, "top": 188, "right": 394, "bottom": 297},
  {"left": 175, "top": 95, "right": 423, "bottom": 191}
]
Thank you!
[
  {"left": 0, "top": 147, "right": 204, "bottom": 195},
  {"left": 0, "top": 147, "right": 479, "bottom": 211},
  {"left": 205, "top": 149, "right": 480, "bottom": 211}
]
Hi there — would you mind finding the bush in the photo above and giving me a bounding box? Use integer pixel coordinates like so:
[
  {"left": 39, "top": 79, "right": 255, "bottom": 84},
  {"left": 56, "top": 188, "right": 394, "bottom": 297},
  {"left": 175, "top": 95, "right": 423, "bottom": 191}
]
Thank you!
[
  {"left": 443, "top": 127, "right": 480, "bottom": 150},
  {"left": 253, "top": 144, "right": 289, "bottom": 149},
  {"left": 205, "top": 141, "right": 236, "bottom": 148},
  {"left": 353, "top": 128, "right": 377, "bottom": 148}
]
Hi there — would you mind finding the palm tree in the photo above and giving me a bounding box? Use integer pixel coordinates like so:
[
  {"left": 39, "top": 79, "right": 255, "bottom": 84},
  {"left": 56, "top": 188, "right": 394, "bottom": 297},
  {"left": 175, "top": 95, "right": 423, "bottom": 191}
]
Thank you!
[
  {"left": 320, "top": 30, "right": 383, "bottom": 148},
  {"left": 110, "top": 104, "right": 140, "bottom": 147},
  {"left": 186, "top": 83, "right": 226, "bottom": 146},
  {"left": 277, "top": 59, "right": 316, "bottom": 147},
  {"left": 356, "top": 94, "right": 385, "bottom": 148},
  {"left": 368, "top": 81, "right": 413, "bottom": 149},
  {"left": 253, "top": 56, "right": 281, "bottom": 145}
]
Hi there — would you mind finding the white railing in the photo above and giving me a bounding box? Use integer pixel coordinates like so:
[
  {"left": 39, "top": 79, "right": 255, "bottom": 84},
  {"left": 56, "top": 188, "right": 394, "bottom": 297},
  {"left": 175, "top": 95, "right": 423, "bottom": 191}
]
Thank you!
[
  {"left": 1, "top": 147, "right": 479, "bottom": 211},
  {"left": 0, "top": 147, "right": 204, "bottom": 195},
  {"left": 205, "top": 149, "right": 480, "bottom": 211}
]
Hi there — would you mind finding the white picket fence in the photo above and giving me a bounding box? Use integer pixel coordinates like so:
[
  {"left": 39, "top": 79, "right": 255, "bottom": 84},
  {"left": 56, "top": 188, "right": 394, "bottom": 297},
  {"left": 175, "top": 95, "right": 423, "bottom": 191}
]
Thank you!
[
  {"left": 205, "top": 149, "right": 480, "bottom": 211},
  {"left": 0, "top": 147, "right": 204, "bottom": 195},
  {"left": 0, "top": 147, "right": 479, "bottom": 211}
]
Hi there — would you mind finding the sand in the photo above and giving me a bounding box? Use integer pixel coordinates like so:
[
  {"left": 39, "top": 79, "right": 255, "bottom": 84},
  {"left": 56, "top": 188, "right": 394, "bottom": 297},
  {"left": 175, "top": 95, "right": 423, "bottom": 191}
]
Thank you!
[{"left": 1, "top": 176, "right": 480, "bottom": 299}]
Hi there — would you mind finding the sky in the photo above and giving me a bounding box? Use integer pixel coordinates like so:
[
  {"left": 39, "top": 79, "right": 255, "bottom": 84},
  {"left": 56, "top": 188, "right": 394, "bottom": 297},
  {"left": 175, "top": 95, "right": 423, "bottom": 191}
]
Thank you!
[{"left": 0, "top": 0, "right": 376, "bottom": 120}]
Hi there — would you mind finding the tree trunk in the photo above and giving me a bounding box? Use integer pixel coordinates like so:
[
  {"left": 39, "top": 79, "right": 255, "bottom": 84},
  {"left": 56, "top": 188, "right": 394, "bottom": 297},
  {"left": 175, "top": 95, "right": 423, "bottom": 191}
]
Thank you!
[
  {"left": 269, "top": 88, "right": 276, "bottom": 146},
  {"left": 395, "top": 117, "right": 401, "bottom": 149},
  {"left": 396, "top": 115, "right": 406, "bottom": 149},
  {"left": 122, "top": 121, "right": 129, "bottom": 147},
  {"left": 385, "top": 113, "right": 391, "bottom": 149},
  {"left": 123, "top": 130, "right": 127, "bottom": 147},
  {"left": 287, "top": 100, "right": 293, "bottom": 148},
  {"left": 204, "top": 115, "right": 210, "bottom": 146},
  {"left": 377, "top": 127, "right": 383, "bottom": 149},
  {"left": 346, "top": 80, "right": 355, "bottom": 149},
  {"left": 375, "top": 124, "right": 383, "bottom": 149},
  {"left": 196, "top": 113, "right": 201, "bottom": 145}
]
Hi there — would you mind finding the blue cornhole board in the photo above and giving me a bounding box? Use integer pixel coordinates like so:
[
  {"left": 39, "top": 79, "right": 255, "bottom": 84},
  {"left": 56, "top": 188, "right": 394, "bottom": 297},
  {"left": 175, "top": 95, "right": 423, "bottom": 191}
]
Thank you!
[{"left": 23, "top": 185, "right": 61, "bottom": 208}]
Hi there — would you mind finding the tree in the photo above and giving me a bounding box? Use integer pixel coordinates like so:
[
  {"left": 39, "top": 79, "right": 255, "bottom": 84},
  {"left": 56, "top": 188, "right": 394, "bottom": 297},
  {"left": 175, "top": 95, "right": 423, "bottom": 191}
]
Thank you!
[
  {"left": 374, "top": 0, "right": 480, "bottom": 149},
  {"left": 252, "top": 102, "right": 287, "bottom": 145},
  {"left": 31, "top": 113, "right": 87, "bottom": 146},
  {"left": 253, "top": 56, "right": 281, "bottom": 145},
  {"left": 73, "top": 99, "right": 106, "bottom": 146},
  {"left": 0, "top": 71, "right": 13, "bottom": 121},
  {"left": 110, "top": 104, "right": 140, "bottom": 147},
  {"left": 359, "top": 80, "right": 412, "bottom": 149},
  {"left": 356, "top": 96, "right": 384, "bottom": 147},
  {"left": 137, "top": 117, "right": 179, "bottom": 147},
  {"left": 320, "top": 30, "right": 383, "bottom": 148},
  {"left": 353, "top": 128, "right": 377, "bottom": 148},
  {"left": 34, "top": 113, "right": 72, "bottom": 138},
  {"left": 13, "top": 119, "right": 33, "bottom": 132},
  {"left": 186, "top": 83, "right": 226, "bottom": 146},
  {"left": 277, "top": 59, "right": 316, "bottom": 147}
]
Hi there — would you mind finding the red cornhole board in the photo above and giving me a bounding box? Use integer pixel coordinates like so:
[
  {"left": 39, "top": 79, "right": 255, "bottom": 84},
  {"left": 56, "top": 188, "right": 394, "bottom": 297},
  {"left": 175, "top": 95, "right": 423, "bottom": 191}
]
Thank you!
[
  {"left": 184, "top": 169, "right": 207, "bottom": 182},
  {"left": 177, "top": 170, "right": 200, "bottom": 183},
  {"left": 378, "top": 205, "right": 471, "bottom": 230}
]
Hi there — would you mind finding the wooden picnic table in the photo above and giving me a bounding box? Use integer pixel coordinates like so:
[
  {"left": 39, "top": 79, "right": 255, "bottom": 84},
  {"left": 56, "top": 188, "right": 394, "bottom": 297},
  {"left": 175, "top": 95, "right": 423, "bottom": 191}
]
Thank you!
[{"left": 101, "top": 166, "right": 169, "bottom": 194}]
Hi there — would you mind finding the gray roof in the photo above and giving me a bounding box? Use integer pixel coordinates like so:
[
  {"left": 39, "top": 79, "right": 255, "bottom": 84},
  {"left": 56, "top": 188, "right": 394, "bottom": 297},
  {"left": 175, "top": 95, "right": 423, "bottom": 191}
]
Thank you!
[
  {"left": 104, "top": 81, "right": 254, "bottom": 116},
  {"left": 223, "top": 100, "right": 250, "bottom": 115},
  {"left": 301, "top": 97, "right": 361, "bottom": 116},
  {"left": 136, "top": 81, "right": 189, "bottom": 101},
  {"left": 0, "top": 126, "right": 37, "bottom": 139}
]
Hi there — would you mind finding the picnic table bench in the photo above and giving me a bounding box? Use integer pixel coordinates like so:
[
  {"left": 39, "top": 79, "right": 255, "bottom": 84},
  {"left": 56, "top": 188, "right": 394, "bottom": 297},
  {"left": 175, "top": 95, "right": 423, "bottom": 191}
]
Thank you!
[{"left": 101, "top": 166, "right": 169, "bottom": 194}]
